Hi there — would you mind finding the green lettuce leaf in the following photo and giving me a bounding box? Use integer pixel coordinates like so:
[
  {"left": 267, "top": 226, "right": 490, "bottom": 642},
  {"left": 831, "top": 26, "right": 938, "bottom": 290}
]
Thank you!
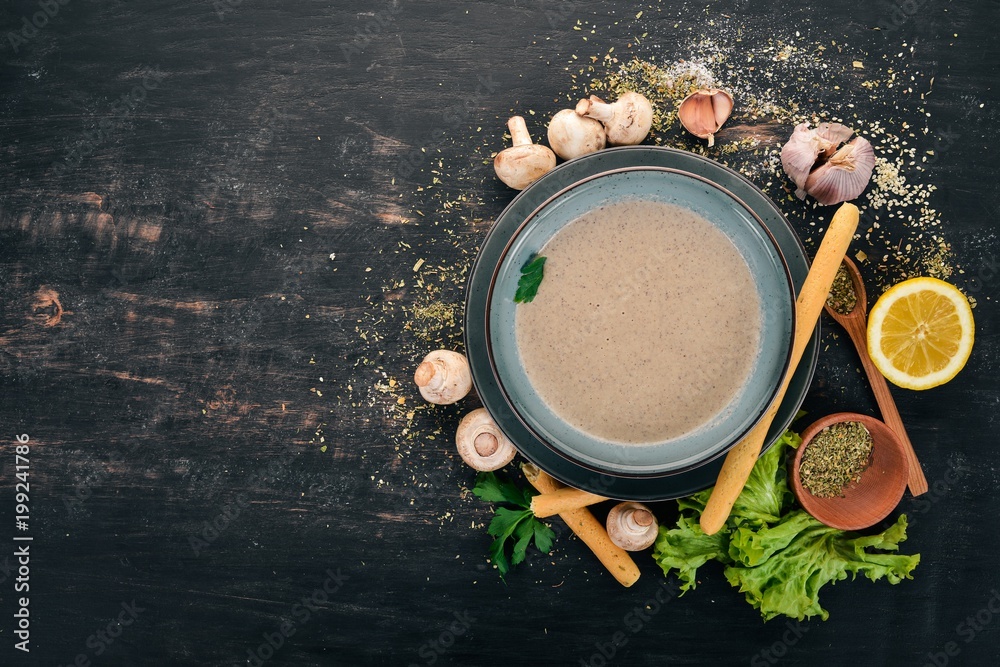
[
  {"left": 729, "top": 430, "right": 800, "bottom": 527},
  {"left": 651, "top": 429, "right": 920, "bottom": 621},
  {"left": 728, "top": 510, "right": 815, "bottom": 567},
  {"left": 651, "top": 514, "right": 731, "bottom": 593},
  {"left": 725, "top": 513, "right": 919, "bottom": 621}
]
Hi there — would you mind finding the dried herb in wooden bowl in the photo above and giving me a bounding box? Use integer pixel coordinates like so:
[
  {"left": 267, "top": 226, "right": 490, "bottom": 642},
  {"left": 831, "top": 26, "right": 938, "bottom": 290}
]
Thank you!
[{"left": 799, "top": 421, "right": 874, "bottom": 498}]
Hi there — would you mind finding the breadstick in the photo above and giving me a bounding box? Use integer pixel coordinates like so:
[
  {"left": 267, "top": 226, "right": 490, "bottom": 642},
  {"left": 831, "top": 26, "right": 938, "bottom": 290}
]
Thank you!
[
  {"left": 700, "top": 203, "right": 860, "bottom": 535},
  {"left": 522, "top": 463, "right": 640, "bottom": 587},
  {"left": 530, "top": 487, "right": 607, "bottom": 518}
]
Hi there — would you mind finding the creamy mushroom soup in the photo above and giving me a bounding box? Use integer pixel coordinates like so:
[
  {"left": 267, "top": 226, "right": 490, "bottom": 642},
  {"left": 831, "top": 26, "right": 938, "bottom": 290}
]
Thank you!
[{"left": 515, "top": 199, "right": 761, "bottom": 444}]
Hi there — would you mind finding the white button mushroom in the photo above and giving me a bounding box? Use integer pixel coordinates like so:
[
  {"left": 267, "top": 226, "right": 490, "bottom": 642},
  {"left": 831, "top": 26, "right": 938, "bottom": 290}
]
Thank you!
[
  {"left": 606, "top": 502, "right": 659, "bottom": 551},
  {"left": 546, "top": 104, "right": 607, "bottom": 160},
  {"left": 455, "top": 408, "right": 517, "bottom": 471},
  {"left": 577, "top": 92, "right": 654, "bottom": 146},
  {"left": 414, "top": 350, "right": 472, "bottom": 405},
  {"left": 493, "top": 116, "right": 557, "bottom": 190}
]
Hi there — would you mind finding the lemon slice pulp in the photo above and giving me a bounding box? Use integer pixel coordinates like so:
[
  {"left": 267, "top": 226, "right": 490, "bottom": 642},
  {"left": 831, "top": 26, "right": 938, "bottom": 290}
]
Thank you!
[{"left": 867, "top": 277, "right": 974, "bottom": 390}]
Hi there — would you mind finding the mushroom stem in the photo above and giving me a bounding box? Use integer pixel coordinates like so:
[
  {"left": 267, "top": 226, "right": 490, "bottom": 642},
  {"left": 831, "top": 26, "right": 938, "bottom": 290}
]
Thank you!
[
  {"left": 624, "top": 507, "right": 654, "bottom": 530},
  {"left": 455, "top": 408, "right": 517, "bottom": 471},
  {"left": 474, "top": 432, "right": 499, "bottom": 457},
  {"left": 413, "top": 361, "right": 437, "bottom": 387},
  {"left": 576, "top": 96, "right": 612, "bottom": 122},
  {"left": 507, "top": 116, "right": 533, "bottom": 147}
]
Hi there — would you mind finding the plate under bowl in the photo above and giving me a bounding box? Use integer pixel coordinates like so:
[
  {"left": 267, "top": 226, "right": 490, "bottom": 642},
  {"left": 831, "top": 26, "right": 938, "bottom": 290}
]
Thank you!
[
  {"left": 486, "top": 167, "right": 795, "bottom": 476},
  {"left": 465, "top": 146, "right": 819, "bottom": 500}
]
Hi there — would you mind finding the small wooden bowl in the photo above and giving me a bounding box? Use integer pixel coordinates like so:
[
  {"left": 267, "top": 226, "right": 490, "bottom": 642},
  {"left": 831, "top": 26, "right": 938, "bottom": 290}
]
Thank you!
[{"left": 791, "top": 412, "right": 908, "bottom": 531}]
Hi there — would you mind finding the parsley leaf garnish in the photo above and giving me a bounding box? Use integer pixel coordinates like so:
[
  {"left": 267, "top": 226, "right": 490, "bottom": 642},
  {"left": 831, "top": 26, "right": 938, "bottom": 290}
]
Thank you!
[
  {"left": 473, "top": 471, "right": 556, "bottom": 579},
  {"left": 513, "top": 254, "right": 546, "bottom": 303}
]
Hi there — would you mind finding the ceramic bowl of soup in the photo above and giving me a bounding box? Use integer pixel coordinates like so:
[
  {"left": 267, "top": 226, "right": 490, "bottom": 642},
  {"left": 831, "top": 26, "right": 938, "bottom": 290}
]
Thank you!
[{"left": 485, "top": 166, "right": 795, "bottom": 476}]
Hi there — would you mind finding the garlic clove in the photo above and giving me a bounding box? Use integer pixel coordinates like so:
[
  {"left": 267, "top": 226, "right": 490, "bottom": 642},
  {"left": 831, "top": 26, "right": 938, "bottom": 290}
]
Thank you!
[
  {"left": 803, "top": 136, "right": 876, "bottom": 205},
  {"left": 678, "top": 88, "right": 733, "bottom": 147}
]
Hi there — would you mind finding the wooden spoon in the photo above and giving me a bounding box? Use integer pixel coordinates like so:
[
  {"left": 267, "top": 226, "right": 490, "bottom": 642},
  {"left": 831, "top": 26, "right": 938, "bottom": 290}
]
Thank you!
[{"left": 823, "top": 257, "right": 928, "bottom": 496}]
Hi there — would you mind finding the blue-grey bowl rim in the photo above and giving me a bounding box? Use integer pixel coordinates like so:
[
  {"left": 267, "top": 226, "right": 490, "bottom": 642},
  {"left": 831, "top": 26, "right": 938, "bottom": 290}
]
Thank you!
[{"left": 483, "top": 165, "right": 796, "bottom": 478}]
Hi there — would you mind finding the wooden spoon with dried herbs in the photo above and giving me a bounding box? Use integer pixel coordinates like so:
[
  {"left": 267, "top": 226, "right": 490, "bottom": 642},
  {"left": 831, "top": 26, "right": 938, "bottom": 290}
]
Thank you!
[{"left": 823, "top": 257, "right": 928, "bottom": 496}]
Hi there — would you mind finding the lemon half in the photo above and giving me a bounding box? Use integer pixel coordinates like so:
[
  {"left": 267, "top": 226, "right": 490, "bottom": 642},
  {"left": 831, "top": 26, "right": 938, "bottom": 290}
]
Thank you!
[{"left": 867, "top": 277, "right": 974, "bottom": 390}]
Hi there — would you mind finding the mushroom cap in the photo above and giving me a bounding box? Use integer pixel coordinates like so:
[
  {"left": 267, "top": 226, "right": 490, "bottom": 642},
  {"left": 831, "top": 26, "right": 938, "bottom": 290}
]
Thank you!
[
  {"left": 606, "top": 502, "right": 659, "bottom": 551},
  {"left": 547, "top": 108, "right": 607, "bottom": 160},
  {"left": 455, "top": 408, "right": 517, "bottom": 471},
  {"left": 494, "top": 144, "right": 557, "bottom": 190},
  {"left": 414, "top": 350, "right": 472, "bottom": 405},
  {"left": 582, "top": 92, "right": 653, "bottom": 146}
]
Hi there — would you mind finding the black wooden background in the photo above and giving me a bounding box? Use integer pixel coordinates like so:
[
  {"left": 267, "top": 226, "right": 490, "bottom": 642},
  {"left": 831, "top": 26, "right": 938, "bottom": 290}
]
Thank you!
[{"left": 2, "top": 1, "right": 999, "bottom": 665}]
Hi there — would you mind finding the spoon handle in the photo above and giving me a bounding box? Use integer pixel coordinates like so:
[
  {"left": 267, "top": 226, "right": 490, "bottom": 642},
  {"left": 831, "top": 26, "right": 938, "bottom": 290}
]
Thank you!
[
  {"left": 700, "top": 203, "right": 860, "bottom": 536},
  {"left": 840, "top": 316, "right": 929, "bottom": 496}
]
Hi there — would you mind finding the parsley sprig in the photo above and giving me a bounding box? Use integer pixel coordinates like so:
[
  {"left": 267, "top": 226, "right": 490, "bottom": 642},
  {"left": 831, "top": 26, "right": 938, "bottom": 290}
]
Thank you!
[
  {"left": 513, "top": 254, "right": 546, "bottom": 303},
  {"left": 472, "top": 471, "right": 556, "bottom": 579}
]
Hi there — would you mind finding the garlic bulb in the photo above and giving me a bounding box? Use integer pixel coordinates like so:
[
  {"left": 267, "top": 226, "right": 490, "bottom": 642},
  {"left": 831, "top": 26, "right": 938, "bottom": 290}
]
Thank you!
[
  {"left": 780, "top": 122, "right": 875, "bottom": 205},
  {"left": 803, "top": 137, "right": 875, "bottom": 205},
  {"left": 678, "top": 88, "right": 733, "bottom": 147}
]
